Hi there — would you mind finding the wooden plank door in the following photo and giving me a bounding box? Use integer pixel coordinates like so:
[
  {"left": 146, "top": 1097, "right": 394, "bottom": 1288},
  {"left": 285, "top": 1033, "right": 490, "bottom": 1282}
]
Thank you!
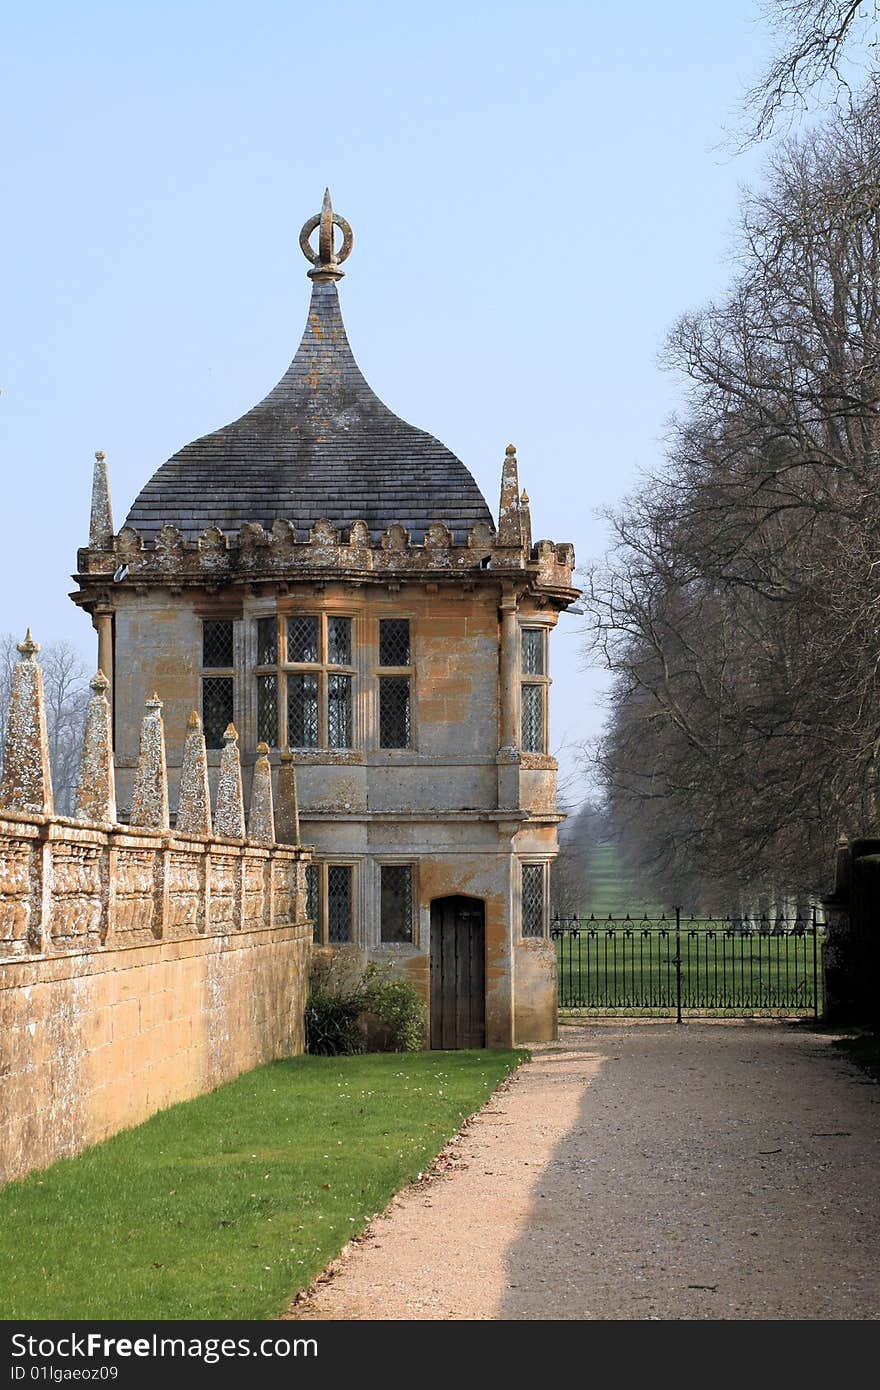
[{"left": 430, "top": 896, "right": 486, "bottom": 1049}]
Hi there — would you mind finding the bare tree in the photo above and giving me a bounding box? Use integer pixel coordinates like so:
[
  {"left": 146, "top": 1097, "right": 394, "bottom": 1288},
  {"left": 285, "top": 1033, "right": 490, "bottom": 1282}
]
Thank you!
[
  {"left": 551, "top": 799, "right": 608, "bottom": 917},
  {"left": 40, "top": 642, "right": 90, "bottom": 815},
  {"left": 585, "top": 86, "right": 880, "bottom": 904},
  {"left": 0, "top": 634, "right": 18, "bottom": 764},
  {"left": 745, "top": 1, "right": 880, "bottom": 140}
]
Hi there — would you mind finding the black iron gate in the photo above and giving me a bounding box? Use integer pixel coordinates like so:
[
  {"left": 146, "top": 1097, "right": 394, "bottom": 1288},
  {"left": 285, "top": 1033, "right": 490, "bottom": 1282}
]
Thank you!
[{"left": 551, "top": 908, "right": 822, "bottom": 1019}]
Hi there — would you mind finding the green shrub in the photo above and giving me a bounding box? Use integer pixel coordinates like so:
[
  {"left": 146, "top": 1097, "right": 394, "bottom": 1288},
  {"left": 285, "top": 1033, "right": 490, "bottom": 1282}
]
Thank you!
[
  {"left": 360, "top": 961, "right": 427, "bottom": 1052},
  {"left": 304, "top": 956, "right": 426, "bottom": 1055},
  {"left": 304, "top": 978, "right": 365, "bottom": 1056}
]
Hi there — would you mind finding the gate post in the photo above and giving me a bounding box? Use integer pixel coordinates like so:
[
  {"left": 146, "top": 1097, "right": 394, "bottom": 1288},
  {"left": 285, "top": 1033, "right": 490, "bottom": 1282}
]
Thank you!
[
  {"left": 812, "top": 904, "right": 819, "bottom": 1022},
  {"left": 675, "top": 905, "right": 683, "bottom": 1025}
]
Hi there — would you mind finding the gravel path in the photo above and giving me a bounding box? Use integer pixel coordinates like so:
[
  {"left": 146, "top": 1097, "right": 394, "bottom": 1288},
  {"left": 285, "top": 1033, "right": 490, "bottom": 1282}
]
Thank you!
[{"left": 287, "top": 1022, "right": 880, "bottom": 1320}]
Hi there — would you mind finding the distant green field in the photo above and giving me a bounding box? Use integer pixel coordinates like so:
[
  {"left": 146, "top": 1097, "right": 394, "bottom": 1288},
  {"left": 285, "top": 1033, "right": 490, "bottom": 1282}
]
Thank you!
[{"left": 556, "top": 840, "right": 665, "bottom": 920}]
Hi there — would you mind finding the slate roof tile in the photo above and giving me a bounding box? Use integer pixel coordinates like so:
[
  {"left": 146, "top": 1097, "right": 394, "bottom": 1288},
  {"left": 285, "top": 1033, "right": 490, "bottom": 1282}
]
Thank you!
[{"left": 125, "top": 281, "right": 494, "bottom": 546}]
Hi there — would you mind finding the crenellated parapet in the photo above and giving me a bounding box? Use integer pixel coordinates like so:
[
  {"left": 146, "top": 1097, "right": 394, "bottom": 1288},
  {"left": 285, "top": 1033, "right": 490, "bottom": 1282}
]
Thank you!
[
  {"left": 72, "top": 445, "right": 577, "bottom": 613},
  {"left": 75, "top": 518, "right": 575, "bottom": 582},
  {"left": 534, "top": 538, "right": 576, "bottom": 593}
]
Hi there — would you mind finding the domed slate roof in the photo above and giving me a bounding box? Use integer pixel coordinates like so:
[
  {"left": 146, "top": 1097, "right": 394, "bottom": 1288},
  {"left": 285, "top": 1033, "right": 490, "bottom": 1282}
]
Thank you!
[{"left": 125, "top": 195, "right": 494, "bottom": 547}]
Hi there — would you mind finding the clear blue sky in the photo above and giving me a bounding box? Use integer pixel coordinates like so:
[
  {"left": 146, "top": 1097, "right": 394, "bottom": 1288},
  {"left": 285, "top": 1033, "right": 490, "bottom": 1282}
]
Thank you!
[{"left": 1, "top": 0, "right": 775, "bottom": 797}]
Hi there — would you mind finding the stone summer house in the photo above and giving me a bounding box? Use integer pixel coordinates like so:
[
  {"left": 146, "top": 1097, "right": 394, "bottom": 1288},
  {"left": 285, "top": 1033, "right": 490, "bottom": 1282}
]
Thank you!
[{"left": 71, "top": 193, "right": 578, "bottom": 1048}]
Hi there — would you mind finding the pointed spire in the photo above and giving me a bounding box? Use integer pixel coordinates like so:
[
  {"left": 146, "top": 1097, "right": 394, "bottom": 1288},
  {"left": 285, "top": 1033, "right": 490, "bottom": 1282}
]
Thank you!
[
  {"left": 89, "top": 450, "right": 115, "bottom": 549},
  {"left": 496, "top": 443, "right": 523, "bottom": 547},
  {"left": 130, "top": 693, "right": 169, "bottom": 829},
  {"left": 176, "top": 710, "right": 212, "bottom": 837},
  {"left": 276, "top": 749, "right": 300, "bottom": 845},
  {"left": 520, "top": 489, "right": 532, "bottom": 556},
  {"left": 74, "top": 671, "right": 116, "bottom": 823},
  {"left": 247, "top": 742, "right": 275, "bottom": 845},
  {"left": 214, "top": 723, "right": 245, "bottom": 838},
  {"left": 299, "top": 189, "right": 354, "bottom": 282},
  {"left": 318, "top": 187, "right": 335, "bottom": 269},
  {"left": 0, "top": 631, "right": 54, "bottom": 815}
]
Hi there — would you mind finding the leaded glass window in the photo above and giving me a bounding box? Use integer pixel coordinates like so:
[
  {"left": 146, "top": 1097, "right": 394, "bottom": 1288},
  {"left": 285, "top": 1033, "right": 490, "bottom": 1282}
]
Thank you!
[
  {"left": 288, "top": 673, "right": 319, "bottom": 747},
  {"left": 202, "top": 620, "right": 234, "bottom": 669},
  {"left": 287, "top": 615, "right": 319, "bottom": 664},
  {"left": 520, "top": 624, "right": 549, "bottom": 754},
  {"left": 379, "top": 618, "right": 410, "bottom": 667},
  {"left": 306, "top": 863, "right": 321, "bottom": 944},
  {"left": 380, "top": 865, "right": 413, "bottom": 943},
  {"left": 522, "top": 862, "right": 546, "bottom": 938},
  {"left": 327, "top": 673, "right": 352, "bottom": 749},
  {"left": 327, "top": 865, "right": 353, "bottom": 944},
  {"left": 257, "top": 616, "right": 278, "bottom": 665},
  {"left": 256, "top": 674, "right": 278, "bottom": 746},
  {"left": 327, "top": 616, "right": 352, "bottom": 666},
  {"left": 521, "top": 628, "right": 545, "bottom": 675},
  {"left": 252, "top": 612, "right": 356, "bottom": 753},
  {"left": 202, "top": 677, "right": 234, "bottom": 749},
  {"left": 521, "top": 683, "right": 544, "bottom": 752},
  {"left": 379, "top": 677, "right": 410, "bottom": 749}
]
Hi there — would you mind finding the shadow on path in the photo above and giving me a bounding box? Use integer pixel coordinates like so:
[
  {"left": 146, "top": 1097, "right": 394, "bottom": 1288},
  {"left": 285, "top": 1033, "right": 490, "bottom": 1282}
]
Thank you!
[{"left": 500, "top": 1022, "right": 880, "bottom": 1320}]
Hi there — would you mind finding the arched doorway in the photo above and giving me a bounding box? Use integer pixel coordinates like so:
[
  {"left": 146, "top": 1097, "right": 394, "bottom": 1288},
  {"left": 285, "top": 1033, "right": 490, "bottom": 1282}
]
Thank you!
[{"left": 430, "top": 896, "right": 486, "bottom": 1049}]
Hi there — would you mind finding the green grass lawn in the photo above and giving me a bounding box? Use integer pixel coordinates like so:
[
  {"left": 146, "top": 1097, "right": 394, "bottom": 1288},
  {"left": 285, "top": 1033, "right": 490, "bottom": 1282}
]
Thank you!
[{"left": 0, "top": 1049, "right": 525, "bottom": 1321}]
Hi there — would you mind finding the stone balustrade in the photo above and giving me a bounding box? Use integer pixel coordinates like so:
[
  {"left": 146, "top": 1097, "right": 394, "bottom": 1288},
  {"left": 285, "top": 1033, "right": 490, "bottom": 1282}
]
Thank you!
[
  {"left": 0, "top": 633, "right": 311, "bottom": 1184},
  {"left": 0, "top": 634, "right": 308, "bottom": 964}
]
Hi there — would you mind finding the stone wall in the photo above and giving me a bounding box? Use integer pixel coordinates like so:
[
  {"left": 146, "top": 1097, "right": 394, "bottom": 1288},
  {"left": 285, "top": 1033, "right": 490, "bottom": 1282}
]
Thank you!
[
  {"left": 0, "top": 636, "right": 310, "bottom": 1185},
  {"left": 514, "top": 937, "right": 558, "bottom": 1043},
  {"left": 108, "top": 583, "right": 521, "bottom": 816}
]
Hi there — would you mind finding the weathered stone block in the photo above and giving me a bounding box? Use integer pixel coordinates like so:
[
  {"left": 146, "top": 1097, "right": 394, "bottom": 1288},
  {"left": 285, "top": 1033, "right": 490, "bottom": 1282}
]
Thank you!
[
  {"left": 0, "top": 838, "right": 33, "bottom": 951},
  {"left": 49, "top": 844, "right": 103, "bottom": 948}
]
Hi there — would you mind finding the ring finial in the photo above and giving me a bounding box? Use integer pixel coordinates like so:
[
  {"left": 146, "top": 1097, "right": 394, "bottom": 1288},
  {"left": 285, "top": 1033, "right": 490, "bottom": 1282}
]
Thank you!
[{"left": 299, "top": 189, "right": 354, "bottom": 282}]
